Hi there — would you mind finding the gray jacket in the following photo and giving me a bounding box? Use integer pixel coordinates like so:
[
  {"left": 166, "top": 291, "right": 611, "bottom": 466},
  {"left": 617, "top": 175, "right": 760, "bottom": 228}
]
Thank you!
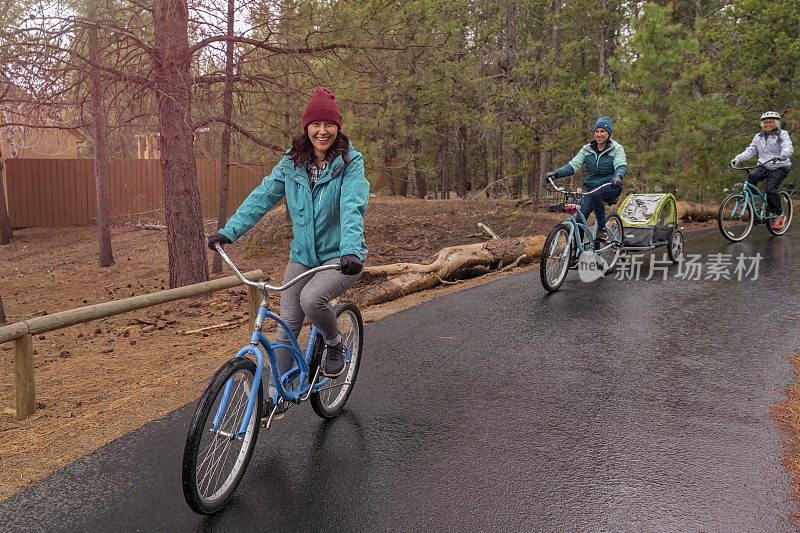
[{"left": 734, "top": 129, "right": 793, "bottom": 170}]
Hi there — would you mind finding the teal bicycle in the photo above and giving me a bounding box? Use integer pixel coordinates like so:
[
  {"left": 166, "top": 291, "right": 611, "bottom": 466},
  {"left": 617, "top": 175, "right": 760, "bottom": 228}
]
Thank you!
[
  {"left": 182, "top": 244, "right": 363, "bottom": 514},
  {"left": 540, "top": 177, "right": 623, "bottom": 293},
  {"left": 718, "top": 158, "right": 794, "bottom": 242}
]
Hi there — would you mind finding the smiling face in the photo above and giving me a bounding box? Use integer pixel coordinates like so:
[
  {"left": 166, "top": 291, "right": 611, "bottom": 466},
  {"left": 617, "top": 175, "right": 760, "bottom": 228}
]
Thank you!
[
  {"left": 307, "top": 121, "right": 339, "bottom": 158},
  {"left": 593, "top": 127, "right": 609, "bottom": 145},
  {"left": 762, "top": 118, "right": 778, "bottom": 133}
]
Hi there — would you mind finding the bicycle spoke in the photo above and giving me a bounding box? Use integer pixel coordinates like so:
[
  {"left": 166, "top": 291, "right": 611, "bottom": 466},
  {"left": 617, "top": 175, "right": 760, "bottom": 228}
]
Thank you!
[{"left": 195, "top": 371, "right": 253, "bottom": 501}]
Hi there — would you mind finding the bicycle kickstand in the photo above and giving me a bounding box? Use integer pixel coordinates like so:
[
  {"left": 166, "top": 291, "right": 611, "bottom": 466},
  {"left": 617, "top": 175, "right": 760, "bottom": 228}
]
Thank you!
[
  {"left": 300, "top": 366, "right": 322, "bottom": 402},
  {"left": 262, "top": 402, "right": 280, "bottom": 430}
]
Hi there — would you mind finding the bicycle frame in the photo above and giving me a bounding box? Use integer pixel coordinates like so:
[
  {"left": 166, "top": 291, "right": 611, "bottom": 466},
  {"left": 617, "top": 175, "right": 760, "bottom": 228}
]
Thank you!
[
  {"left": 209, "top": 244, "right": 347, "bottom": 437},
  {"left": 730, "top": 180, "right": 774, "bottom": 221},
  {"left": 546, "top": 178, "right": 619, "bottom": 260},
  {"left": 727, "top": 159, "right": 785, "bottom": 222}
]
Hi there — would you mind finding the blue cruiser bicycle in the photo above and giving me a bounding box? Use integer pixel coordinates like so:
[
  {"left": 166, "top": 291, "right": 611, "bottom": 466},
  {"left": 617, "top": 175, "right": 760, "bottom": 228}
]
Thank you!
[
  {"left": 718, "top": 158, "right": 794, "bottom": 242},
  {"left": 182, "top": 244, "right": 363, "bottom": 514},
  {"left": 539, "top": 177, "right": 623, "bottom": 293}
]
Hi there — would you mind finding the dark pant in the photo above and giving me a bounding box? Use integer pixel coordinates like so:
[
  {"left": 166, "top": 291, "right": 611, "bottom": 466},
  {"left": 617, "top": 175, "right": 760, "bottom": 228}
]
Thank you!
[
  {"left": 580, "top": 185, "right": 623, "bottom": 230},
  {"left": 749, "top": 167, "right": 789, "bottom": 215}
]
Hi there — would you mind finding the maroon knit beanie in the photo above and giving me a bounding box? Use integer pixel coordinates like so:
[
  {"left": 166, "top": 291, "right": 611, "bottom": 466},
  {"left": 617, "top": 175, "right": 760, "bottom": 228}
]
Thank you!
[{"left": 303, "top": 87, "right": 342, "bottom": 130}]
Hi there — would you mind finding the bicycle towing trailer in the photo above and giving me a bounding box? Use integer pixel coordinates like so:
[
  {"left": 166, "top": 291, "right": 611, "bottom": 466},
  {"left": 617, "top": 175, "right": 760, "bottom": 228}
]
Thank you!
[{"left": 615, "top": 192, "right": 684, "bottom": 263}]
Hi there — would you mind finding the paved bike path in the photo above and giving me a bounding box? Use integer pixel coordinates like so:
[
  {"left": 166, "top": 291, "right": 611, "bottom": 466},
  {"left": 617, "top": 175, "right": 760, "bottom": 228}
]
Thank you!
[{"left": 2, "top": 228, "right": 799, "bottom": 532}]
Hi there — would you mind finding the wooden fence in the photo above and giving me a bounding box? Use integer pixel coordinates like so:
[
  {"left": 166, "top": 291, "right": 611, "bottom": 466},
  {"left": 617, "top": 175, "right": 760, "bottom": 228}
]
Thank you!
[
  {"left": 0, "top": 270, "right": 264, "bottom": 420},
  {"left": 3, "top": 158, "right": 274, "bottom": 228}
]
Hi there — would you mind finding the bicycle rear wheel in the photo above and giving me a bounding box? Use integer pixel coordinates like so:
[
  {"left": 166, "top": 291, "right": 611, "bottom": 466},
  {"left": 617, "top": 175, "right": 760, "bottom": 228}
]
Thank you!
[
  {"left": 182, "top": 357, "right": 262, "bottom": 514},
  {"left": 540, "top": 223, "right": 572, "bottom": 293},
  {"left": 766, "top": 191, "right": 793, "bottom": 236},
  {"left": 310, "top": 302, "right": 363, "bottom": 419},
  {"left": 718, "top": 193, "right": 753, "bottom": 242}
]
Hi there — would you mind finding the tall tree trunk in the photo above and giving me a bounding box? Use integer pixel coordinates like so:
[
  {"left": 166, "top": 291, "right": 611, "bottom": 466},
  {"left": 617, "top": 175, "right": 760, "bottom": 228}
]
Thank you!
[
  {"left": 481, "top": 135, "right": 489, "bottom": 196},
  {"left": 493, "top": 124, "right": 504, "bottom": 198},
  {"left": 154, "top": 0, "right": 209, "bottom": 287},
  {"left": 456, "top": 124, "right": 467, "bottom": 198},
  {"left": 528, "top": 139, "right": 541, "bottom": 199},
  {"left": 88, "top": 11, "right": 114, "bottom": 267},
  {"left": 598, "top": 0, "right": 608, "bottom": 77},
  {"left": 397, "top": 156, "right": 408, "bottom": 197},
  {"left": 437, "top": 135, "right": 449, "bottom": 199},
  {"left": 0, "top": 153, "right": 12, "bottom": 245},
  {"left": 413, "top": 138, "right": 426, "bottom": 199},
  {"left": 510, "top": 149, "right": 521, "bottom": 199},
  {"left": 383, "top": 145, "right": 396, "bottom": 195},
  {"left": 539, "top": 0, "right": 561, "bottom": 196},
  {"left": 212, "top": 0, "right": 236, "bottom": 274}
]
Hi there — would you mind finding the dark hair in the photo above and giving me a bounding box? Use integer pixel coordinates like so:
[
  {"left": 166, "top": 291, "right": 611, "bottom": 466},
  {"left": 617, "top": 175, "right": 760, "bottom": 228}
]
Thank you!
[{"left": 289, "top": 129, "right": 351, "bottom": 168}]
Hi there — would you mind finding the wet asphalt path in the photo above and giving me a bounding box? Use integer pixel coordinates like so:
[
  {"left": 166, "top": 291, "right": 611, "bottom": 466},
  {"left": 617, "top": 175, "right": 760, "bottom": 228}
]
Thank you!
[{"left": 2, "top": 227, "right": 799, "bottom": 532}]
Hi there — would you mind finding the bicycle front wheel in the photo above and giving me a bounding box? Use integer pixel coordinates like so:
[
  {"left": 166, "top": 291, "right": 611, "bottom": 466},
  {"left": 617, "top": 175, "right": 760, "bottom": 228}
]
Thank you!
[
  {"left": 310, "top": 301, "right": 364, "bottom": 419},
  {"left": 540, "top": 223, "right": 572, "bottom": 293},
  {"left": 182, "top": 357, "right": 262, "bottom": 514},
  {"left": 718, "top": 193, "right": 753, "bottom": 242},
  {"left": 766, "top": 191, "right": 793, "bottom": 236}
]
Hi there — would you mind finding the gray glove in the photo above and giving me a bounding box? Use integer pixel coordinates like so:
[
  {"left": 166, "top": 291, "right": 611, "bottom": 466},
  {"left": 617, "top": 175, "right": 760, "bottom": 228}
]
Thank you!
[
  {"left": 730, "top": 158, "right": 738, "bottom": 166},
  {"left": 779, "top": 154, "right": 790, "bottom": 161},
  {"left": 611, "top": 175, "right": 623, "bottom": 187},
  {"left": 546, "top": 171, "right": 557, "bottom": 180}
]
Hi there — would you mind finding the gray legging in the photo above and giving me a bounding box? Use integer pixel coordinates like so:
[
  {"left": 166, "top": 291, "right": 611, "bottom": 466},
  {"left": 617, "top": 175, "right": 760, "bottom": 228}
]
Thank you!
[{"left": 271, "top": 258, "right": 361, "bottom": 386}]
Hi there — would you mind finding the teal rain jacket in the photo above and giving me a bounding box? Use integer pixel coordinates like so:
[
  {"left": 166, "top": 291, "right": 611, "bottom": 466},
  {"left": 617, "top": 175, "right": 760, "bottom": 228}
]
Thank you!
[
  {"left": 555, "top": 140, "right": 628, "bottom": 190},
  {"left": 219, "top": 147, "right": 370, "bottom": 268}
]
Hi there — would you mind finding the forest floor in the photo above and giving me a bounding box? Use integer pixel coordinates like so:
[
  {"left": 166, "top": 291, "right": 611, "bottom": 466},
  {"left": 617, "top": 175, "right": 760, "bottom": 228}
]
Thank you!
[{"left": 0, "top": 196, "right": 721, "bottom": 500}]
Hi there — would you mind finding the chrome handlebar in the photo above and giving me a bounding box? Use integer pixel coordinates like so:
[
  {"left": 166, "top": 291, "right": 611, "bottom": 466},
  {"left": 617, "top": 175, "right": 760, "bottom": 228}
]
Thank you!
[
  {"left": 546, "top": 177, "right": 612, "bottom": 196},
  {"left": 214, "top": 243, "right": 340, "bottom": 292},
  {"left": 730, "top": 157, "right": 781, "bottom": 171}
]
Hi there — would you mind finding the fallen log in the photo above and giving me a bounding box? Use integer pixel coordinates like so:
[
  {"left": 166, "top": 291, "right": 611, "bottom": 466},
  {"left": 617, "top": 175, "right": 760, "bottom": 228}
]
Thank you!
[
  {"left": 676, "top": 201, "right": 717, "bottom": 222},
  {"left": 353, "top": 235, "right": 546, "bottom": 306}
]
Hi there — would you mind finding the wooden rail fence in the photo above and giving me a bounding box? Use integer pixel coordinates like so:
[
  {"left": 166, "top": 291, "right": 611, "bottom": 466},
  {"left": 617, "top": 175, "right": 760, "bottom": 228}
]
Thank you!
[
  {"left": 3, "top": 158, "right": 273, "bottom": 228},
  {"left": 0, "top": 271, "right": 264, "bottom": 420}
]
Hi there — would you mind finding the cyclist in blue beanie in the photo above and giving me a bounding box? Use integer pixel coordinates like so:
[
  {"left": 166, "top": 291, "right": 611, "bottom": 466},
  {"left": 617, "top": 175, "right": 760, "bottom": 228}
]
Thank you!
[{"left": 547, "top": 116, "right": 627, "bottom": 244}]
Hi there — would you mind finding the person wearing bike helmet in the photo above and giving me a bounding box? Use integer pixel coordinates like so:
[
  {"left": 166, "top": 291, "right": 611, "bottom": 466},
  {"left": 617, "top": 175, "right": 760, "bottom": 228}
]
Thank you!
[
  {"left": 731, "top": 111, "right": 793, "bottom": 230},
  {"left": 546, "top": 116, "right": 627, "bottom": 244},
  {"left": 207, "top": 87, "right": 369, "bottom": 389}
]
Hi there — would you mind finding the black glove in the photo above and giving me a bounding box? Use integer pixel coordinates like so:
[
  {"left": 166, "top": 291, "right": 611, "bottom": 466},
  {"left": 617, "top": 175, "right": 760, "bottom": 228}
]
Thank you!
[
  {"left": 546, "top": 171, "right": 558, "bottom": 181},
  {"left": 611, "top": 175, "right": 623, "bottom": 187},
  {"left": 339, "top": 255, "right": 363, "bottom": 275},
  {"left": 207, "top": 233, "right": 232, "bottom": 250}
]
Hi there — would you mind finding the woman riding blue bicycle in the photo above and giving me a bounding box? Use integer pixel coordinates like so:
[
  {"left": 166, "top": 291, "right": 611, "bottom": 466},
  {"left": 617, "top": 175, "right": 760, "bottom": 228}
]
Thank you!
[
  {"left": 546, "top": 116, "right": 627, "bottom": 245},
  {"left": 207, "top": 87, "right": 370, "bottom": 414},
  {"left": 730, "top": 110, "right": 793, "bottom": 230}
]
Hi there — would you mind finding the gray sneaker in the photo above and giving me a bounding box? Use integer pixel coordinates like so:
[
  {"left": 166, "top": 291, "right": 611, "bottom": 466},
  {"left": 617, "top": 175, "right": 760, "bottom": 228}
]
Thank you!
[{"left": 322, "top": 343, "right": 346, "bottom": 378}]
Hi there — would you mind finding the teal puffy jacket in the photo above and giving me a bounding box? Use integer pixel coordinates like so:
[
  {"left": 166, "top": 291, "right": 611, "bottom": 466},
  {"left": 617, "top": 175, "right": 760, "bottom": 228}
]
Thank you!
[
  {"left": 219, "top": 147, "right": 370, "bottom": 268},
  {"left": 555, "top": 140, "right": 628, "bottom": 190}
]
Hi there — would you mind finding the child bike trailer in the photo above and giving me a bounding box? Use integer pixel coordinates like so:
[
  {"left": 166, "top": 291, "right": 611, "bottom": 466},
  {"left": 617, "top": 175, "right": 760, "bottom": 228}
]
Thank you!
[{"left": 616, "top": 193, "right": 684, "bottom": 263}]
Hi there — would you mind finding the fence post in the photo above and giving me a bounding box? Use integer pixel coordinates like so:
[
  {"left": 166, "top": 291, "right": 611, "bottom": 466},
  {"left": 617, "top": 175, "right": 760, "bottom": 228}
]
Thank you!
[
  {"left": 14, "top": 333, "right": 35, "bottom": 420},
  {"left": 247, "top": 285, "right": 262, "bottom": 331}
]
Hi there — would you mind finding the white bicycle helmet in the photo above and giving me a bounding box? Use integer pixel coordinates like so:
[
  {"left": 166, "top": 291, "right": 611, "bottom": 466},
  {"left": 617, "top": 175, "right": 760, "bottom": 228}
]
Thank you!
[{"left": 760, "top": 111, "right": 781, "bottom": 121}]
